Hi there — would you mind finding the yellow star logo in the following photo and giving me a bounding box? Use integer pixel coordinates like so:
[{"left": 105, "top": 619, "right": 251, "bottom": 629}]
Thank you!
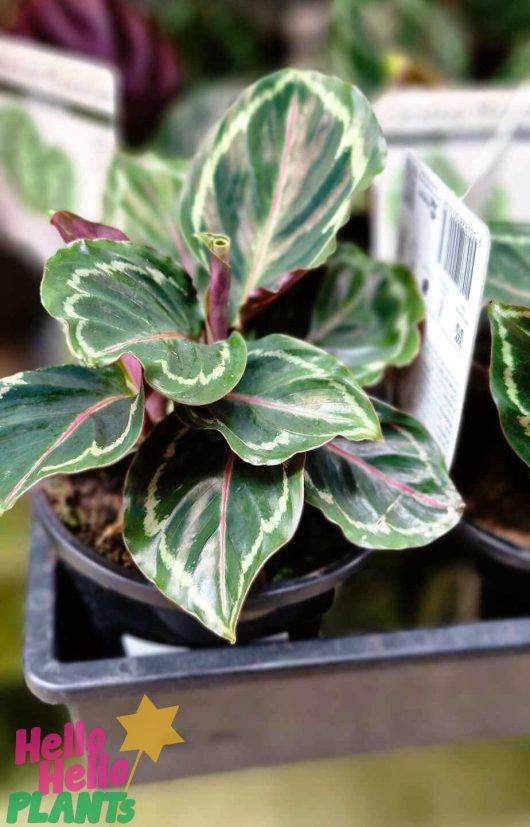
[{"left": 116, "top": 694, "right": 184, "bottom": 763}]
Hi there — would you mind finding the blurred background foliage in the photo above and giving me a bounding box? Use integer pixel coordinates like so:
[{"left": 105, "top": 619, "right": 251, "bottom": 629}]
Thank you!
[{"left": 0, "top": 0, "right": 529, "bottom": 823}]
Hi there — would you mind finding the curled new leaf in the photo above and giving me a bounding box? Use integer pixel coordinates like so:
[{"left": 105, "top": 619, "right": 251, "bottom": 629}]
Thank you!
[
  {"left": 41, "top": 239, "right": 247, "bottom": 405},
  {"left": 179, "top": 68, "right": 386, "bottom": 321},
  {"left": 305, "top": 400, "right": 463, "bottom": 549},
  {"left": 489, "top": 301, "right": 530, "bottom": 466},
  {"left": 124, "top": 418, "right": 304, "bottom": 642},
  {"left": 178, "top": 334, "right": 381, "bottom": 465},
  {"left": 486, "top": 223, "right": 530, "bottom": 305},
  {"left": 308, "top": 243, "right": 424, "bottom": 386},
  {"left": 0, "top": 363, "right": 144, "bottom": 514}
]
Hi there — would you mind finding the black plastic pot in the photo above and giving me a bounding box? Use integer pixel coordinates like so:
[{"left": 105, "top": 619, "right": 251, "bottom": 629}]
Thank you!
[
  {"left": 33, "top": 488, "right": 369, "bottom": 648},
  {"left": 458, "top": 519, "right": 530, "bottom": 619},
  {"left": 452, "top": 361, "right": 530, "bottom": 618}
]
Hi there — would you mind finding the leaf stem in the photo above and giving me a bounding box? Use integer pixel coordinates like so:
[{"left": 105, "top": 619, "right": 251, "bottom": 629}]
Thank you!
[{"left": 205, "top": 234, "right": 231, "bottom": 342}]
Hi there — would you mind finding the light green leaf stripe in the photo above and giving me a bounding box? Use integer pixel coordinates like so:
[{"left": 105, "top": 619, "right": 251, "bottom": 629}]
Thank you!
[
  {"left": 41, "top": 239, "right": 247, "bottom": 405},
  {"left": 0, "top": 363, "right": 144, "bottom": 514},
  {"left": 124, "top": 419, "right": 304, "bottom": 642},
  {"left": 486, "top": 223, "right": 530, "bottom": 304},
  {"left": 103, "top": 151, "right": 195, "bottom": 274},
  {"left": 305, "top": 400, "right": 463, "bottom": 549},
  {"left": 308, "top": 243, "right": 424, "bottom": 386},
  {"left": 178, "top": 333, "right": 381, "bottom": 465},
  {"left": 179, "top": 68, "right": 386, "bottom": 320},
  {"left": 489, "top": 301, "right": 530, "bottom": 466}
]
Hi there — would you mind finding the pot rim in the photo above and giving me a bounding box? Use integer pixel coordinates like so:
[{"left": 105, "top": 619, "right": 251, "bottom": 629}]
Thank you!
[
  {"left": 461, "top": 517, "right": 530, "bottom": 572},
  {"left": 32, "top": 487, "right": 370, "bottom": 611}
]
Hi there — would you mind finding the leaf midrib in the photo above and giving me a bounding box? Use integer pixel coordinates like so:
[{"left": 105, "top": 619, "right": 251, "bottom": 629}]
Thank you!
[
  {"left": 5, "top": 393, "right": 130, "bottom": 506},
  {"left": 325, "top": 441, "right": 450, "bottom": 509},
  {"left": 241, "top": 94, "right": 299, "bottom": 303}
]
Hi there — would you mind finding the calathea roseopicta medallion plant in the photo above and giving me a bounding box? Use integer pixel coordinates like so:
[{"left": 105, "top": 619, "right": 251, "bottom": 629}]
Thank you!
[{"left": 0, "top": 69, "right": 463, "bottom": 642}]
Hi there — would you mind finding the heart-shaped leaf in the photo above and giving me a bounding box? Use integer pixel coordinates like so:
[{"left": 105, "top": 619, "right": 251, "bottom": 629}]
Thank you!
[
  {"left": 178, "top": 334, "right": 381, "bottom": 465},
  {"left": 103, "top": 151, "right": 195, "bottom": 275},
  {"left": 0, "top": 363, "right": 144, "bottom": 514},
  {"left": 489, "top": 301, "right": 530, "bottom": 466},
  {"left": 486, "top": 223, "right": 530, "bottom": 304},
  {"left": 179, "top": 68, "right": 386, "bottom": 321},
  {"left": 308, "top": 243, "right": 424, "bottom": 386},
  {"left": 124, "top": 417, "right": 304, "bottom": 642},
  {"left": 42, "top": 239, "right": 247, "bottom": 405},
  {"left": 305, "top": 400, "right": 463, "bottom": 549}
]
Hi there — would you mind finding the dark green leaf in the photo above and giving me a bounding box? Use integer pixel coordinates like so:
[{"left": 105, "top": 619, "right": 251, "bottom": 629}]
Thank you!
[
  {"left": 305, "top": 400, "right": 463, "bottom": 549},
  {"left": 124, "top": 418, "right": 304, "bottom": 642},
  {"left": 308, "top": 243, "right": 424, "bottom": 386},
  {"left": 41, "top": 239, "right": 247, "bottom": 405},
  {"left": 0, "top": 363, "right": 144, "bottom": 513},
  {"left": 489, "top": 301, "right": 530, "bottom": 466},
  {"left": 178, "top": 334, "right": 381, "bottom": 465},
  {"left": 179, "top": 68, "right": 386, "bottom": 321}
]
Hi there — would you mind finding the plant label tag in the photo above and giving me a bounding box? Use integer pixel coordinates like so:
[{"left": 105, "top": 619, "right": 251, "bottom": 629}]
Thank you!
[
  {"left": 0, "top": 34, "right": 118, "bottom": 263},
  {"left": 371, "top": 87, "right": 530, "bottom": 261},
  {"left": 394, "top": 153, "right": 490, "bottom": 466}
]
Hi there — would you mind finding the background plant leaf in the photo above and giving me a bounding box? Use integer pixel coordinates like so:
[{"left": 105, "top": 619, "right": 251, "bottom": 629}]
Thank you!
[
  {"left": 489, "top": 301, "right": 530, "bottom": 466},
  {"left": 486, "top": 222, "right": 530, "bottom": 304},
  {"left": 305, "top": 399, "right": 463, "bottom": 549},
  {"left": 178, "top": 334, "right": 381, "bottom": 465},
  {"left": 329, "top": 0, "right": 467, "bottom": 97},
  {"left": 124, "top": 419, "right": 304, "bottom": 642},
  {"left": 103, "top": 151, "right": 196, "bottom": 276},
  {"left": 179, "top": 68, "right": 386, "bottom": 321},
  {"left": 0, "top": 105, "right": 76, "bottom": 213},
  {"left": 155, "top": 80, "right": 244, "bottom": 158},
  {"left": 0, "top": 363, "right": 144, "bottom": 514},
  {"left": 42, "top": 239, "right": 247, "bottom": 405},
  {"left": 308, "top": 243, "right": 424, "bottom": 386}
]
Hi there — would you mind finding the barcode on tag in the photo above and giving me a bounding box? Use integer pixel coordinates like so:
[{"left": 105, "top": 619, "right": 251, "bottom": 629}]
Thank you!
[
  {"left": 395, "top": 154, "right": 490, "bottom": 466},
  {"left": 437, "top": 205, "right": 478, "bottom": 300}
]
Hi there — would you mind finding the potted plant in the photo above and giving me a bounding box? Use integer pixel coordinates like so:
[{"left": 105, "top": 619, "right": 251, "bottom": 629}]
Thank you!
[
  {"left": 453, "top": 223, "right": 530, "bottom": 615},
  {"left": 3, "top": 68, "right": 462, "bottom": 645}
]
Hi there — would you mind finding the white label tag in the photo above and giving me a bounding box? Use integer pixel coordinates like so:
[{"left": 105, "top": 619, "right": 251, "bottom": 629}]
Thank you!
[
  {"left": 0, "top": 35, "right": 118, "bottom": 262},
  {"left": 395, "top": 154, "right": 491, "bottom": 466},
  {"left": 371, "top": 87, "right": 530, "bottom": 262}
]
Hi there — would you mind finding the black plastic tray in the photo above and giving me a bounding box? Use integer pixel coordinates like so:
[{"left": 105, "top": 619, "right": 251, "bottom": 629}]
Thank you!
[{"left": 24, "top": 517, "right": 530, "bottom": 783}]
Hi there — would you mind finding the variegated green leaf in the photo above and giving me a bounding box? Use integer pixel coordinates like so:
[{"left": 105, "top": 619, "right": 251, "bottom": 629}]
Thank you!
[
  {"left": 179, "top": 68, "right": 386, "bottom": 321},
  {"left": 41, "top": 239, "right": 247, "bottom": 406},
  {"left": 489, "top": 301, "right": 530, "bottom": 466},
  {"left": 103, "top": 151, "right": 195, "bottom": 275},
  {"left": 305, "top": 400, "right": 463, "bottom": 549},
  {"left": 178, "top": 334, "right": 381, "bottom": 465},
  {"left": 308, "top": 243, "right": 424, "bottom": 386},
  {"left": 0, "top": 363, "right": 144, "bottom": 514},
  {"left": 123, "top": 417, "right": 304, "bottom": 642},
  {"left": 486, "top": 223, "right": 530, "bottom": 304}
]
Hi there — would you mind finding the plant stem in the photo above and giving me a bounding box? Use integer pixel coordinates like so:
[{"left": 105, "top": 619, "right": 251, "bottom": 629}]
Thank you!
[{"left": 207, "top": 235, "right": 231, "bottom": 342}]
